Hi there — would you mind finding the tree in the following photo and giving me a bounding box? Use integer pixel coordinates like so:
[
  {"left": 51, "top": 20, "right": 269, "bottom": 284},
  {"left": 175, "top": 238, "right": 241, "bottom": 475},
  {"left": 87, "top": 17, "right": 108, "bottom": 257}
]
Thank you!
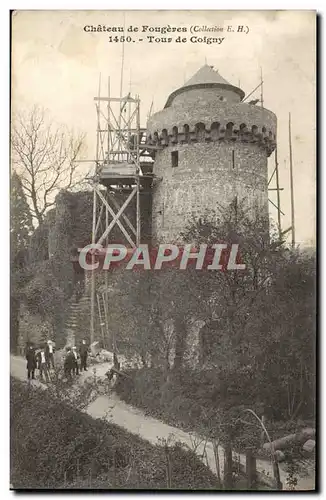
[
  {"left": 100, "top": 201, "right": 281, "bottom": 373},
  {"left": 11, "top": 105, "right": 86, "bottom": 226},
  {"left": 22, "top": 260, "right": 66, "bottom": 347},
  {"left": 109, "top": 202, "right": 316, "bottom": 430},
  {"left": 251, "top": 250, "right": 316, "bottom": 420},
  {"left": 179, "top": 201, "right": 283, "bottom": 368},
  {"left": 99, "top": 199, "right": 315, "bottom": 423},
  {"left": 180, "top": 204, "right": 316, "bottom": 420},
  {"left": 10, "top": 171, "right": 34, "bottom": 256},
  {"left": 10, "top": 171, "right": 34, "bottom": 353}
]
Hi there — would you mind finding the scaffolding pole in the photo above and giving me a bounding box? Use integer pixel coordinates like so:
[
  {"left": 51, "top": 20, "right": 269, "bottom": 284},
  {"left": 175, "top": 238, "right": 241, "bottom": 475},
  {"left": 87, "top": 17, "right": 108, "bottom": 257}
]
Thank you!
[
  {"left": 90, "top": 185, "right": 97, "bottom": 346},
  {"left": 260, "top": 67, "right": 264, "bottom": 108},
  {"left": 90, "top": 75, "right": 102, "bottom": 345},
  {"left": 289, "top": 112, "right": 296, "bottom": 248},
  {"left": 275, "top": 147, "right": 282, "bottom": 240}
]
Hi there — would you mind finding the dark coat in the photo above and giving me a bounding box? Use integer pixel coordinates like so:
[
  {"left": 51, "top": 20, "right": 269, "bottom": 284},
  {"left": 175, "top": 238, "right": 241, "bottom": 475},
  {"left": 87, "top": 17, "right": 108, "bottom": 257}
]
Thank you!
[
  {"left": 26, "top": 349, "right": 37, "bottom": 370},
  {"left": 80, "top": 344, "right": 88, "bottom": 357},
  {"left": 64, "top": 352, "right": 75, "bottom": 370}
]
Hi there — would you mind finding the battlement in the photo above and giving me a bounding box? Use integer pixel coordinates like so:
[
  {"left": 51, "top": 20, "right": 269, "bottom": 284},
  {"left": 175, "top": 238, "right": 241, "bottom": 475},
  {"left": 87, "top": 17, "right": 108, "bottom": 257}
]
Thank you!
[
  {"left": 147, "top": 65, "right": 277, "bottom": 158},
  {"left": 147, "top": 120, "right": 276, "bottom": 157}
]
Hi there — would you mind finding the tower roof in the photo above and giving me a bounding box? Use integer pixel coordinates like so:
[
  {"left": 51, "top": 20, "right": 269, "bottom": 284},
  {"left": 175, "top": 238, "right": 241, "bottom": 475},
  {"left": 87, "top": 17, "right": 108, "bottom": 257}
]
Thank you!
[
  {"left": 184, "top": 65, "right": 232, "bottom": 87},
  {"left": 164, "top": 64, "right": 245, "bottom": 107}
]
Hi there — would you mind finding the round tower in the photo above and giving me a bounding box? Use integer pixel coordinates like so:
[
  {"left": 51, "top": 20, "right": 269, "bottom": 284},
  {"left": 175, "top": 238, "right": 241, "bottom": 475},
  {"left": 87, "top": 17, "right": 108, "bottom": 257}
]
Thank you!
[{"left": 147, "top": 65, "right": 277, "bottom": 243}]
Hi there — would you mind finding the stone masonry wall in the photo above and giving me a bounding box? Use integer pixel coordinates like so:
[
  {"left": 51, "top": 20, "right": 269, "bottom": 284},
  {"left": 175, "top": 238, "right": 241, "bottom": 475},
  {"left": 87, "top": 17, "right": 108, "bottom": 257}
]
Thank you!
[
  {"left": 171, "top": 87, "right": 242, "bottom": 107},
  {"left": 151, "top": 141, "right": 268, "bottom": 243}
]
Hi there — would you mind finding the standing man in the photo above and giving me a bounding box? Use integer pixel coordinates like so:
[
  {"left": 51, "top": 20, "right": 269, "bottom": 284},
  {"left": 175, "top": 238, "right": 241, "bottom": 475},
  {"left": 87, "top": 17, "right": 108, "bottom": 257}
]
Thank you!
[
  {"left": 64, "top": 347, "right": 74, "bottom": 380},
  {"left": 37, "top": 347, "right": 50, "bottom": 382},
  {"left": 45, "top": 340, "right": 55, "bottom": 370},
  {"left": 72, "top": 346, "right": 79, "bottom": 375},
  {"left": 79, "top": 340, "right": 88, "bottom": 372},
  {"left": 26, "top": 345, "right": 37, "bottom": 380}
]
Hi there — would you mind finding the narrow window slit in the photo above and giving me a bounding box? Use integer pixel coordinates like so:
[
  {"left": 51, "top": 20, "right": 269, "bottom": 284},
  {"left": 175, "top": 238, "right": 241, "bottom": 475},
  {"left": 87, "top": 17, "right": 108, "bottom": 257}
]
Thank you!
[{"left": 171, "top": 151, "right": 178, "bottom": 168}]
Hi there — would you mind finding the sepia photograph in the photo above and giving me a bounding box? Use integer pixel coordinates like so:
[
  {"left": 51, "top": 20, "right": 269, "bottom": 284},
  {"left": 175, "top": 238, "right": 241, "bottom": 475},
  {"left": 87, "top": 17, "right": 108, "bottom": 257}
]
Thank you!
[{"left": 10, "top": 10, "right": 316, "bottom": 491}]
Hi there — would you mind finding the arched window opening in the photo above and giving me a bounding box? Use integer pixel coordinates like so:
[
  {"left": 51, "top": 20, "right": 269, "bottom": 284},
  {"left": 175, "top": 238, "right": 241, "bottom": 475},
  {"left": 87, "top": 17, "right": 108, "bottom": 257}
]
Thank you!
[
  {"left": 240, "top": 123, "right": 247, "bottom": 135},
  {"left": 183, "top": 124, "right": 190, "bottom": 142},
  {"left": 172, "top": 126, "right": 178, "bottom": 143},
  {"left": 161, "top": 129, "right": 168, "bottom": 146},
  {"left": 225, "top": 122, "right": 234, "bottom": 139},
  {"left": 153, "top": 132, "right": 160, "bottom": 145},
  {"left": 195, "top": 122, "right": 206, "bottom": 141},
  {"left": 211, "top": 122, "right": 220, "bottom": 141}
]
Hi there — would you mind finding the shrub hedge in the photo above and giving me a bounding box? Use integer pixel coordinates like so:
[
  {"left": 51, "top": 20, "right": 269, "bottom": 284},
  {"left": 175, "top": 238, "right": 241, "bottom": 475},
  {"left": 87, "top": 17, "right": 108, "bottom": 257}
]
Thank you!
[{"left": 114, "top": 367, "right": 315, "bottom": 452}]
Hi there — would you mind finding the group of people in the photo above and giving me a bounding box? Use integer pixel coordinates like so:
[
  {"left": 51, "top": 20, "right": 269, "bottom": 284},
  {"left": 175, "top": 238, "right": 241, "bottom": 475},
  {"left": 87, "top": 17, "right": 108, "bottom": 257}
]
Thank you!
[
  {"left": 63, "top": 340, "right": 89, "bottom": 379},
  {"left": 25, "top": 340, "right": 55, "bottom": 381},
  {"left": 25, "top": 339, "right": 89, "bottom": 382}
]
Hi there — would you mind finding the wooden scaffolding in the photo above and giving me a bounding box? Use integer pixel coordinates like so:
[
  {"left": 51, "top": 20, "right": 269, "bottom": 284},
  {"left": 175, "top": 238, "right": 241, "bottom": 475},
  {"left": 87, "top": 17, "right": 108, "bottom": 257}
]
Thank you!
[{"left": 90, "top": 80, "right": 154, "bottom": 346}]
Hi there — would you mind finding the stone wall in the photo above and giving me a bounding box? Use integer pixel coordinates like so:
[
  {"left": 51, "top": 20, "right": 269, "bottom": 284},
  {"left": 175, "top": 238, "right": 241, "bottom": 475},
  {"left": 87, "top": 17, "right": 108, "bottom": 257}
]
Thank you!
[
  {"left": 151, "top": 141, "right": 269, "bottom": 243},
  {"left": 170, "top": 87, "right": 242, "bottom": 107}
]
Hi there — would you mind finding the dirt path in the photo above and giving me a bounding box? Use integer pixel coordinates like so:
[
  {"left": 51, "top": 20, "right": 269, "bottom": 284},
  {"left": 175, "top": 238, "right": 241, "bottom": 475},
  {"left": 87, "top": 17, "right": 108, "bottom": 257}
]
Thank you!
[{"left": 10, "top": 356, "right": 315, "bottom": 491}]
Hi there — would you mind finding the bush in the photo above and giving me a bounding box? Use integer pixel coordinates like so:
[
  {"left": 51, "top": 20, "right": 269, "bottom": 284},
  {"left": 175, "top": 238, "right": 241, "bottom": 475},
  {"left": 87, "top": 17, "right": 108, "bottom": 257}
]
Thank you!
[{"left": 114, "top": 366, "right": 314, "bottom": 454}]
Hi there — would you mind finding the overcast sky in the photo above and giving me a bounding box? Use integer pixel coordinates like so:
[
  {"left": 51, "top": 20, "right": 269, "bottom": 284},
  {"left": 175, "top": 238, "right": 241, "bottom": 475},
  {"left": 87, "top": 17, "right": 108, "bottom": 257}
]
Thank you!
[{"left": 12, "top": 10, "right": 316, "bottom": 246}]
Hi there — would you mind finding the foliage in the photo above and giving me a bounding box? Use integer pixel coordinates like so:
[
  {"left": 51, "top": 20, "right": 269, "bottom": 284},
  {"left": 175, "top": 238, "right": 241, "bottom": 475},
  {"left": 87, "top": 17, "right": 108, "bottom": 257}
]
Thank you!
[
  {"left": 10, "top": 171, "right": 34, "bottom": 352},
  {"left": 10, "top": 171, "right": 34, "bottom": 255},
  {"left": 115, "top": 366, "right": 263, "bottom": 449},
  {"left": 10, "top": 378, "right": 219, "bottom": 490},
  {"left": 250, "top": 250, "right": 316, "bottom": 421},
  {"left": 20, "top": 260, "right": 67, "bottom": 347},
  {"left": 110, "top": 201, "right": 315, "bottom": 426}
]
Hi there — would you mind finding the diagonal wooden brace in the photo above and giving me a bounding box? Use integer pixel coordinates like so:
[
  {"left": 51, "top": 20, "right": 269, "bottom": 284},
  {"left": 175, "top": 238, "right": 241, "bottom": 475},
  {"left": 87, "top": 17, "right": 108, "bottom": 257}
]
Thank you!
[
  {"left": 95, "top": 186, "right": 137, "bottom": 247},
  {"left": 107, "top": 192, "right": 137, "bottom": 237}
]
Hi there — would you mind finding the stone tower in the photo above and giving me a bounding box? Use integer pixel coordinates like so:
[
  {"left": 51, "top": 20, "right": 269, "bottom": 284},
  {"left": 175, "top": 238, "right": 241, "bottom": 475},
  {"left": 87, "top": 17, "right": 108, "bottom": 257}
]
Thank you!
[{"left": 146, "top": 65, "right": 277, "bottom": 243}]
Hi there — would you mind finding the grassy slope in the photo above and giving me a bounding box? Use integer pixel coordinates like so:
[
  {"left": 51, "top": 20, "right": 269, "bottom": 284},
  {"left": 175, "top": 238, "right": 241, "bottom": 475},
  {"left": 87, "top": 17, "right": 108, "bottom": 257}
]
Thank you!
[{"left": 10, "top": 378, "right": 219, "bottom": 490}]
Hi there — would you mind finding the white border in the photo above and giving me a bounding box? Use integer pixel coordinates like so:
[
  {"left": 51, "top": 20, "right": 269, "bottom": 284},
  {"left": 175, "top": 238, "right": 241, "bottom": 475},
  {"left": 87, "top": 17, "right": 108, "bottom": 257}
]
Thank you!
[{"left": 2, "top": 2, "right": 322, "bottom": 499}]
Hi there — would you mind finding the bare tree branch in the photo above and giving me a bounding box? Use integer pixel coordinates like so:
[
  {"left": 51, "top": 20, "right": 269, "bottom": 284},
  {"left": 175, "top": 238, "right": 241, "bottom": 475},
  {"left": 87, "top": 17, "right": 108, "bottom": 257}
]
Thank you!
[{"left": 11, "top": 105, "right": 86, "bottom": 225}]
